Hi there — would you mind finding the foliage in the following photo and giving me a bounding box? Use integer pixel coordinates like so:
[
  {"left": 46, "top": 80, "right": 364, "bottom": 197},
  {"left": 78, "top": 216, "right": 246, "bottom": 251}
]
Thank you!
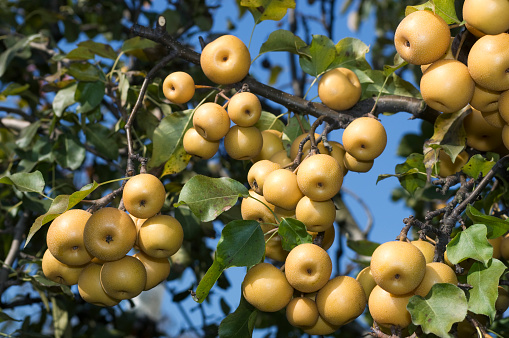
[{"left": 1, "top": 0, "right": 509, "bottom": 337}]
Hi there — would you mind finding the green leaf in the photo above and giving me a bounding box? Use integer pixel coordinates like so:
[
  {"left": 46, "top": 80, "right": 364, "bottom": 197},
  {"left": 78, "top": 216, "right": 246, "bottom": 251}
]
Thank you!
[
  {"left": 66, "top": 46, "right": 95, "bottom": 60},
  {"left": 147, "top": 110, "right": 193, "bottom": 170},
  {"left": 0, "top": 83, "right": 30, "bottom": 96},
  {"left": 121, "top": 37, "right": 158, "bottom": 53},
  {"left": 0, "top": 34, "right": 43, "bottom": 77},
  {"left": 407, "top": 283, "right": 468, "bottom": 338},
  {"left": 241, "top": 0, "right": 296, "bottom": 22},
  {"left": 467, "top": 259, "right": 506, "bottom": 321},
  {"left": 299, "top": 35, "right": 337, "bottom": 77},
  {"left": 0, "top": 310, "right": 20, "bottom": 323},
  {"left": 466, "top": 205, "right": 509, "bottom": 239},
  {"left": 282, "top": 116, "right": 310, "bottom": 153},
  {"left": 346, "top": 239, "right": 380, "bottom": 257},
  {"left": 75, "top": 81, "right": 105, "bottom": 113},
  {"left": 84, "top": 123, "right": 119, "bottom": 160},
  {"left": 394, "top": 153, "right": 427, "bottom": 195},
  {"left": 0, "top": 171, "right": 45, "bottom": 193},
  {"left": 77, "top": 40, "right": 117, "bottom": 59},
  {"left": 160, "top": 146, "right": 192, "bottom": 177},
  {"left": 53, "top": 84, "right": 77, "bottom": 117},
  {"left": 253, "top": 111, "right": 285, "bottom": 132},
  {"left": 194, "top": 220, "right": 264, "bottom": 302},
  {"left": 67, "top": 63, "right": 101, "bottom": 82},
  {"left": 218, "top": 295, "right": 258, "bottom": 338},
  {"left": 329, "top": 37, "right": 371, "bottom": 72},
  {"left": 24, "top": 182, "right": 99, "bottom": 247},
  {"left": 461, "top": 154, "right": 496, "bottom": 179},
  {"left": 360, "top": 69, "right": 421, "bottom": 100},
  {"left": 52, "top": 297, "right": 70, "bottom": 338},
  {"left": 176, "top": 175, "right": 249, "bottom": 222},
  {"left": 15, "top": 120, "right": 42, "bottom": 149},
  {"left": 52, "top": 134, "right": 86, "bottom": 170},
  {"left": 405, "top": 0, "right": 460, "bottom": 24},
  {"left": 278, "top": 218, "right": 312, "bottom": 251},
  {"left": 216, "top": 220, "right": 265, "bottom": 268},
  {"left": 258, "top": 29, "right": 307, "bottom": 55},
  {"left": 447, "top": 224, "right": 493, "bottom": 266},
  {"left": 423, "top": 107, "right": 467, "bottom": 175}
]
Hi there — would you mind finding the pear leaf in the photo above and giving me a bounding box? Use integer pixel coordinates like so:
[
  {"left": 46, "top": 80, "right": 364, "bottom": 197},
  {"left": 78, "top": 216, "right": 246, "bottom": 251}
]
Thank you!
[
  {"left": 194, "top": 220, "right": 264, "bottom": 303},
  {"left": 299, "top": 35, "right": 337, "bottom": 77},
  {"left": 278, "top": 218, "right": 312, "bottom": 251},
  {"left": 446, "top": 224, "right": 493, "bottom": 266},
  {"left": 407, "top": 283, "right": 468, "bottom": 338},
  {"left": 466, "top": 205, "right": 509, "bottom": 239},
  {"left": 467, "top": 259, "right": 506, "bottom": 321},
  {"left": 219, "top": 295, "right": 258, "bottom": 338},
  {"left": 461, "top": 154, "right": 496, "bottom": 179},
  {"left": 148, "top": 109, "right": 193, "bottom": 170},
  {"left": 258, "top": 29, "right": 306, "bottom": 55},
  {"left": 176, "top": 175, "right": 249, "bottom": 222},
  {"left": 405, "top": 0, "right": 460, "bottom": 24},
  {"left": 240, "top": 0, "right": 295, "bottom": 22}
]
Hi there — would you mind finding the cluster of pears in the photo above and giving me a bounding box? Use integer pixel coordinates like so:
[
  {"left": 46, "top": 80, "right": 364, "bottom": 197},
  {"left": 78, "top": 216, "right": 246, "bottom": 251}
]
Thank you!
[
  {"left": 356, "top": 239, "right": 458, "bottom": 331},
  {"left": 241, "top": 138, "right": 347, "bottom": 261},
  {"left": 242, "top": 243, "right": 367, "bottom": 335},
  {"left": 42, "top": 173, "right": 184, "bottom": 307},
  {"left": 394, "top": 7, "right": 509, "bottom": 150},
  {"left": 162, "top": 34, "right": 264, "bottom": 160}
]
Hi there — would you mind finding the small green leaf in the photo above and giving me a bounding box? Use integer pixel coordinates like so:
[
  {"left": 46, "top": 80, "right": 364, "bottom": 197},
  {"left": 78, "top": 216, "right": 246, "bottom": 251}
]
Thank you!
[
  {"left": 84, "top": 123, "right": 119, "bottom": 160},
  {"left": 0, "top": 171, "right": 45, "bottom": 193},
  {"left": 0, "top": 34, "right": 43, "bottom": 77},
  {"left": 278, "top": 218, "right": 312, "bottom": 251},
  {"left": 241, "top": 0, "right": 296, "bottom": 22},
  {"left": 52, "top": 134, "right": 86, "bottom": 170},
  {"left": 15, "top": 120, "right": 42, "bottom": 149},
  {"left": 258, "top": 29, "right": 307, "bottom": 55},
  {"left": 66, "top": 46, "right": 95, "bottom": 60},
  {"left": 466, "top": 205, "right": 509, "bottom": 239},
  {"left": 0, "top": 83, "right": 30, "bottom": 96},
  {"left": 121, "top": 37, "right": 158, "bottom": 53},
  {"left": 467, "top": 259, "right": 506, "bottom": 321},
  {"left": 52, "top": 297, "right": 70, "bottom": 338},
  {"left": 53, "top": 84, "right": 77, "bottom": 117},
  {"left": 423, "top": 108, "right": 467, "bottom": 175},
  {"left": 194, "top": 220, "right": 264, "bottom": 302},
  {"left": 461, "top": 154, "right": 496, "bottom": 179},
  {"left": 405, "top": 0, "right": 460, "bottom": 24},
  {"left": 253, "top": 111, "right": 285, "bottom": 132},
  {"left": 25, "top": 182, "right": 99, "bottom": 247},
  {"left": 216, "top": 220, "right": 265, "bottom": 268},
  {"left": 0, "top": 310, "right": 20, "bottom": 323},
  {"left": 176, "top": 175, "right": 249, "bottom": 222},
  {"left": 346, "top": 239, "right": 380, "bottom": 257},
  {"left": 329, "top": 37, "right": 371, "bottom": 72},
  {"left": 67, "top": 63, "right": 101, "bottom": 82},
  {"left": 447, "top": 224, "right": 493, "bottom": 266},
  {"left": 148, "top": 110, "right": 193, "bottom": 170},
  {"left": 75, "top": 81, "right": 105, "bottom": 113},
  {"left": 77, "top": 40, "right": 117, "bottom": 59},
  {"left": 299, "top": 35, "right": 337, "bottom": 77},
  {"left": 218, "top": 295, "right": 258, "bottom": 338},
  {"left": 282, "top": 116, "right": 311, "bottom": 153},
  {"left": 407, "top": 283, "right": 468, "bottom": 338}
]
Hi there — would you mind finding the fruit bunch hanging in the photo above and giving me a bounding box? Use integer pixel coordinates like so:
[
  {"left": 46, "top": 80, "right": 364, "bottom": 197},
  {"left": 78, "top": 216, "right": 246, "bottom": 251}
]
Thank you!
[{"left": 42, "top": 173, "right": 183, "bottom": 306}]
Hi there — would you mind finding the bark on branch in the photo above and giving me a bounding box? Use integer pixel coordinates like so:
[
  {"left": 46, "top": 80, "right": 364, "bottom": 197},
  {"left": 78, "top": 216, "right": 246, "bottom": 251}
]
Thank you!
[{"left": 130, "top": 17, "right": 440, "bottom": 126}]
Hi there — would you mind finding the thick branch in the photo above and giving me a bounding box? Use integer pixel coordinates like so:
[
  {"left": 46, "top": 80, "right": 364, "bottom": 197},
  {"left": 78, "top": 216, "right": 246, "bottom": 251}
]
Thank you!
[{"left": 131, "top": 19, "right": 439, "bottom": 125}]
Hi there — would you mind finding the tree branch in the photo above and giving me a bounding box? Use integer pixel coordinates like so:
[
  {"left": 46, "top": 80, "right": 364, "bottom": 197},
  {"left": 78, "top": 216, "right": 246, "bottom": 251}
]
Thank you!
[{"left": 130, "top": 18, "right": 440, "bottom": 126}]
